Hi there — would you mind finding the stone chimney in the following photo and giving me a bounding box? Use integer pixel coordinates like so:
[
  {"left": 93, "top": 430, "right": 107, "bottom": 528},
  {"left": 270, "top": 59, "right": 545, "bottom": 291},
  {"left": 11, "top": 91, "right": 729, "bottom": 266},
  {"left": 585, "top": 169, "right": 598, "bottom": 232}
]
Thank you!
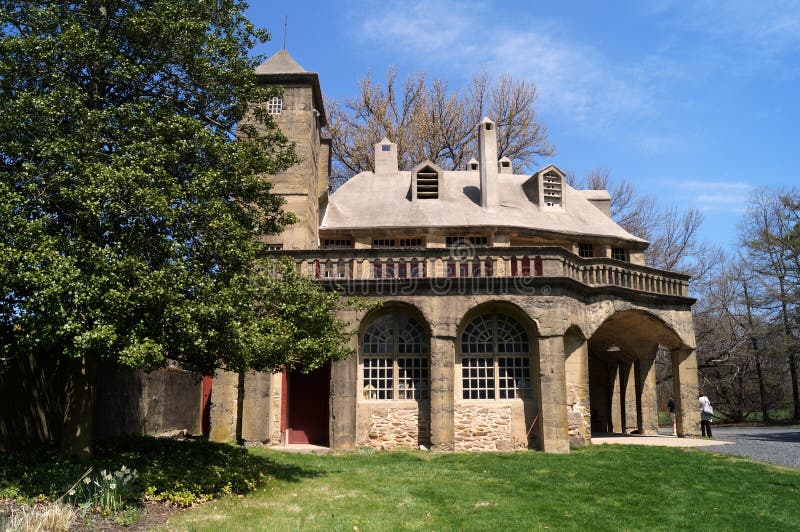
[
  {"left": 498, "top": 156, "right": 513, "bottom": 174},
  {"left": 466, "top": 158, "right": 479, "bottom": 171},
  {"left": 478, "top": 117, "right": 499, "bottom": 209},
  {"left": 374, "top": 137, "right": 398, "bottom": 174}
]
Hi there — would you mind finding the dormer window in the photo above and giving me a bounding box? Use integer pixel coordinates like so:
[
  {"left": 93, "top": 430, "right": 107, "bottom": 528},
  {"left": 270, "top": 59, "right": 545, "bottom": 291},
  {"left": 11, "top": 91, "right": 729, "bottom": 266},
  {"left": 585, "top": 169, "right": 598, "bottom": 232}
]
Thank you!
[
  {"left": 416, "top": 166, "right": 439, "bottom": 198},
  {"left": 467, "top": 158, "right": 479, "bottom": 171},
  {"left": 267, "top": 95, "right": 283, "bottom": 115},
  {"left": 612, "top": 247, "right": 629, "bottom": 262},
  {"left": 412, "top": 160, "right": 443, "bottom": 200},
  {"left": 543, "top": 171, "right": 563, "bottom": 207},
  {"left": 578, "top": 243, "right": 593, "bottom": 258}
]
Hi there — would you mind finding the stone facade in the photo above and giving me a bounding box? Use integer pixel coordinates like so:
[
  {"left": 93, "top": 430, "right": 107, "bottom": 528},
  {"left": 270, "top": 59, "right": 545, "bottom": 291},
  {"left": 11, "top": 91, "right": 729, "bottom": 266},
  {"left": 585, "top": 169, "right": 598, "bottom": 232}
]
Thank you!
[{"left": 202, "top": 50, "right": 701, "bottom": 454}]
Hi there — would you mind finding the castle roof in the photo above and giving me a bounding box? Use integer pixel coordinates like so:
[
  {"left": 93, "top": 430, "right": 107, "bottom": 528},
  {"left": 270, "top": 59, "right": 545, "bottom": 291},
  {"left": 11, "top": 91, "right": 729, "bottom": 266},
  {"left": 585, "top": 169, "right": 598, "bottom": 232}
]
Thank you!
[
  {"left": 255, "top": 50, "right": 327, "bottom": 126},
  {"left": 321, "top": 167, "right": 647, "bottom": 246}
]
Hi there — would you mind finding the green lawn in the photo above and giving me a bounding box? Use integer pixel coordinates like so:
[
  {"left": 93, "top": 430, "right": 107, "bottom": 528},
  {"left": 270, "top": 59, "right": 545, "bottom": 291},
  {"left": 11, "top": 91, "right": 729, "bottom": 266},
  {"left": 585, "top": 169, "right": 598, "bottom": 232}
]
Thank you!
[{"left": 170, "top": 445, "right": 800, "bottom": 531}]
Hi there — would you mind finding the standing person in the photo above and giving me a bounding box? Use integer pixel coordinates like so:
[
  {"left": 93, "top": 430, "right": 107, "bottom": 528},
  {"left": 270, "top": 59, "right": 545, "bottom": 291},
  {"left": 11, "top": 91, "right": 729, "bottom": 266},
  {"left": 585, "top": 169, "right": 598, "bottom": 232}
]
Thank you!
[
  {"left": 667, "top": 397, "right": 677, "bottom": 436},
  {"left": 699, "top": 391, "right": 713, "bottom": 438}
]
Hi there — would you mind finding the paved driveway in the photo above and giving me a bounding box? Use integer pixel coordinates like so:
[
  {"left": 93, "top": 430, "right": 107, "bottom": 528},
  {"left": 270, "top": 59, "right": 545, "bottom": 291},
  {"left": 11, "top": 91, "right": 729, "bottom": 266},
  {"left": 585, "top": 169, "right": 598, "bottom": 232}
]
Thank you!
[{"left": 697, "top": 425, "right": 800, "bottom": 469}]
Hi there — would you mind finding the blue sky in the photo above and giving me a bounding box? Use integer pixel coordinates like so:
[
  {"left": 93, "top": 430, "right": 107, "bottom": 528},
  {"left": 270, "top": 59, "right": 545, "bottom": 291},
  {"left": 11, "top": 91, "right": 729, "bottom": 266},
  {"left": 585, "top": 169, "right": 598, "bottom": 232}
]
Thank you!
[{"left": 245, "top": 1, "right": 800, "bottom": 250}]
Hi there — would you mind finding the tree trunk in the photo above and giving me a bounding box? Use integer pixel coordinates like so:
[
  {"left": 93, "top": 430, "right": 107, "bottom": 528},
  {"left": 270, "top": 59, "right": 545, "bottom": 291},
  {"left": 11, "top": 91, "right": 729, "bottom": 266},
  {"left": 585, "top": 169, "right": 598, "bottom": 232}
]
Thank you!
[
  {"left": 743, "top": 280, "right": 770, "bottom": 422},
  {"left": 778, "top": 276, "right": 800, "bottom": 420},
  {"left": 62, "top": 356, "right": 97, "bottom": 462}
]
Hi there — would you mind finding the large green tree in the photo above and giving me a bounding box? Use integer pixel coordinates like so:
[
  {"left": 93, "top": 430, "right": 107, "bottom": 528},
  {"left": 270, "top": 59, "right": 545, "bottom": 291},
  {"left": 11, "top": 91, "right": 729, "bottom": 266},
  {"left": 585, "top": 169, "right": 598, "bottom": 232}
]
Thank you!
[{"left": 0, "top": 1, "right": 351, "bottom": 459}]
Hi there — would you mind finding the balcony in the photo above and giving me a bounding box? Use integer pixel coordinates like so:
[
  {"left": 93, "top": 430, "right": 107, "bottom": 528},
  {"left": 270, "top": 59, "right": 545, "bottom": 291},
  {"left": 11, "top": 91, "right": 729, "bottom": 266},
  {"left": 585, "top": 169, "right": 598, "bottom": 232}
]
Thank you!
[{"left": 269, "top": 246, "right": 690, "bottom": 298}]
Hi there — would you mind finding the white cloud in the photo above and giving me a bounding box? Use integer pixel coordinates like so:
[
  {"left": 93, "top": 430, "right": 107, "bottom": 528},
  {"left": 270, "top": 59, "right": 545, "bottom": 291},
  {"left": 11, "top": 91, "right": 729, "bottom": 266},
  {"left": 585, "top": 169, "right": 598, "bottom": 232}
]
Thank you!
[{"left": 355, "top": 0, "right": 654, "bottom": 131}]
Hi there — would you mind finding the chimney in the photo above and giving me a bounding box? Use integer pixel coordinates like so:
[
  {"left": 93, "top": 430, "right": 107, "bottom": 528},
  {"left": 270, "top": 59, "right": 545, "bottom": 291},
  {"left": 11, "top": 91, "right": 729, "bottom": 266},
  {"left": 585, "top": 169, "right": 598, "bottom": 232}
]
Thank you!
[
  {"left": 466, "top": 158, "right": 479, "bottom": 171},
  {"left": 374, "top": 137, "right": 398, "bottom": 174},
  {"left": 498, "top": 156, "right": 513, "bottom": 174},
  {"left": 478, "top": 117, "right": 499, "bottom": 209}
]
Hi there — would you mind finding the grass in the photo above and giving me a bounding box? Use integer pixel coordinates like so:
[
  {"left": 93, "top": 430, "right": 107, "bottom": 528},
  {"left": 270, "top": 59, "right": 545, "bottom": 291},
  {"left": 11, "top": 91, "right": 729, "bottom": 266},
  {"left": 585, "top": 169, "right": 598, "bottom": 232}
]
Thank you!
[{"left": 170, "top": 445, "right": 800, "bottom": 531}]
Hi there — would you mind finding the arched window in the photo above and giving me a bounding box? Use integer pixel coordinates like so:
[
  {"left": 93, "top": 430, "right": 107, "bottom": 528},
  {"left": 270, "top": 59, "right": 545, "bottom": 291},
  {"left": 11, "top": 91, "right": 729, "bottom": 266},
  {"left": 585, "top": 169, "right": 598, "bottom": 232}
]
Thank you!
[
  {"left": 461, "top": 313, "right": 531, "bottom": 400},
  {"left": 362, "top": 311, "right": 430, "bottom": 400}
]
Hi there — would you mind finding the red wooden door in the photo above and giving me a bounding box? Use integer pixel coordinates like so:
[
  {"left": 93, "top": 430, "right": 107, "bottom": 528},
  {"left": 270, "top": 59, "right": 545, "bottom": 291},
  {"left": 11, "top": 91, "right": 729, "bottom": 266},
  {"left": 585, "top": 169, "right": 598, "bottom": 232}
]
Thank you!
[{"left": 287, "top": 363, "right": 330, "bottom": 445}]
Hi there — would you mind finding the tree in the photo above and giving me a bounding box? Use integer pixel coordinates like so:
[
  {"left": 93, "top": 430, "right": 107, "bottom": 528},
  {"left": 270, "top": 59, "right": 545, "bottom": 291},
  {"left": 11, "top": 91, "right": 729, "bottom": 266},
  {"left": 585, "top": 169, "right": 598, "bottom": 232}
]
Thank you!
[
  {"left": 0, "top": 1, "right": 351, "bottom": 459},
  {"left": 327, "top": 67, "right": 555, "bottom": 178},
  {"left": 568, "top": 168, "right": 716, "bottom": 279},
  {"left": 739, "top": 188, "right": 800, "bottom": 420}
]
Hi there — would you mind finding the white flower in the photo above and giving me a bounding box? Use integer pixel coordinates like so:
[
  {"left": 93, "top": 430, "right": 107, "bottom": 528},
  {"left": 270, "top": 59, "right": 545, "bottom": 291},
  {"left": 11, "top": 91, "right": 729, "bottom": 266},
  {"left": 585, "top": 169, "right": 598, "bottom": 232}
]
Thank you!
[
  {"left": 109, "top": 483, "right": 116, "bottom": 490},
  {"left": 69, "top": 489, "right": 76, "bottom": 496},
  {"left": 83, "top": 477, "right": 91, "bottom": 485}
]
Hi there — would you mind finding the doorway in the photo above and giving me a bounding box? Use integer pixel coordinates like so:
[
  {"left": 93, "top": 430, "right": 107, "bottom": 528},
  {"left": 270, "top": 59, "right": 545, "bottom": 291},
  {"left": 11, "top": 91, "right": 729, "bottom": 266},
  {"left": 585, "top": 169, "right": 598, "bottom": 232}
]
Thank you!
[{"left": 284, "top": 363, "right": 330, "bottom": 445}]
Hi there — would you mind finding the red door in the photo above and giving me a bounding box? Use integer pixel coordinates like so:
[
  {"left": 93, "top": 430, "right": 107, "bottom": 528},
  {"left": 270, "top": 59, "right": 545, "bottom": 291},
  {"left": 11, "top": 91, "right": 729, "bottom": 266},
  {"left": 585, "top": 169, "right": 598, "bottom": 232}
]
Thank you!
[{"left": 286, "top": 363, "right": 330, "bottom": 445}]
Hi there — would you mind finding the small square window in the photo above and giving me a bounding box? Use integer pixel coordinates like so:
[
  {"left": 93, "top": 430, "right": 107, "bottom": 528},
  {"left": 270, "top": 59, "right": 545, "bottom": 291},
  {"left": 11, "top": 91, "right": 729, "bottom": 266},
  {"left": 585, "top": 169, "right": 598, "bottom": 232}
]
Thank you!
[
  {"left": 578, "top": 243, "right": 593, "bottom": 258},
  {"left": 611, "top": 247, "right": 629, "bottom": 262},
  {"left": 381, "top": 145, "right": 391, "bottom": 152}
]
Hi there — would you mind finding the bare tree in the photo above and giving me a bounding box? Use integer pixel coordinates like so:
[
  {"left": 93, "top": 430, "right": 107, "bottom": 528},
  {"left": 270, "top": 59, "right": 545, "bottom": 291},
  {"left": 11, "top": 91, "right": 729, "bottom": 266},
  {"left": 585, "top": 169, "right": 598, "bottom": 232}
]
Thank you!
[
  {"left": 327, "top": 68, "right": 555, "bottom": 177},
  {"left": 570, "top": 169, "right": 715, "bottom": 279},
  {"left": 739, "top": 188, "right": 800, "bottom": 420}
]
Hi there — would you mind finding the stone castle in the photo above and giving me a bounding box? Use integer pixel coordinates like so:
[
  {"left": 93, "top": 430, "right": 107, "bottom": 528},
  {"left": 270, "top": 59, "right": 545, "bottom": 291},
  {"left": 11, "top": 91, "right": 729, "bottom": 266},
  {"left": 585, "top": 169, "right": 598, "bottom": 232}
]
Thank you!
[{"left": 195, "top": 50, "right": 701, "bottom": 452}]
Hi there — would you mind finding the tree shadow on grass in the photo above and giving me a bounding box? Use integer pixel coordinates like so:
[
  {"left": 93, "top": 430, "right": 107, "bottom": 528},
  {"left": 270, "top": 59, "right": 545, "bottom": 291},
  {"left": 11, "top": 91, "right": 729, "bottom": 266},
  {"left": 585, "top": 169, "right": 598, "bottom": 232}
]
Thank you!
[{"left": 0, "top": 436, "right": 320, "bottom": 504}]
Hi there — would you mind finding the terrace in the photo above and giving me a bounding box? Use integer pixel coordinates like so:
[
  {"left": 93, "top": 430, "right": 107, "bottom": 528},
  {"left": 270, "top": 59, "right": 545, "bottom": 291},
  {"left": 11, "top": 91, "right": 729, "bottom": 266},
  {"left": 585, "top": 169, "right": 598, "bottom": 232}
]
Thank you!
[{"left": 269, "top": 246, "right": 690, "bottom": 298}]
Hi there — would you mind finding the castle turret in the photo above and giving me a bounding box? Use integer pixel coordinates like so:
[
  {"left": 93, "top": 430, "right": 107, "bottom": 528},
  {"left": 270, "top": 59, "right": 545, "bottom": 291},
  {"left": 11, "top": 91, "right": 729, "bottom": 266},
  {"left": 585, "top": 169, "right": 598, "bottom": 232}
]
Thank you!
[{"left": 252, "top": 50, "right": 330, "bottom": 249}]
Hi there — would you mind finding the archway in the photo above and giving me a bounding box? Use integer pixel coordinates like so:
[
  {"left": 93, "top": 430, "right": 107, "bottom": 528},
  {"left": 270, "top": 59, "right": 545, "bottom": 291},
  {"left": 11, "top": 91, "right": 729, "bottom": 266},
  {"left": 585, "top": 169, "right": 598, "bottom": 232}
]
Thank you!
[
  {"left": 586, "top": 310, "right": 689, "bottom": 438},
  {"left": 358, "top": 302, "right": 432, "bottom": 449},
  {"left": 455, "top": 301, "right": 540, "bottom": 450}
]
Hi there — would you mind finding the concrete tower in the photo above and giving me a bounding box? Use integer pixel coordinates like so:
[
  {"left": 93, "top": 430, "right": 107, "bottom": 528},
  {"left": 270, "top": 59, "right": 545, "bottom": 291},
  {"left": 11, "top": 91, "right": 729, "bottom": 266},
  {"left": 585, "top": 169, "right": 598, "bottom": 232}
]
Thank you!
[{"left": 253, "top": 50, "right": 331, "bottom": 249}]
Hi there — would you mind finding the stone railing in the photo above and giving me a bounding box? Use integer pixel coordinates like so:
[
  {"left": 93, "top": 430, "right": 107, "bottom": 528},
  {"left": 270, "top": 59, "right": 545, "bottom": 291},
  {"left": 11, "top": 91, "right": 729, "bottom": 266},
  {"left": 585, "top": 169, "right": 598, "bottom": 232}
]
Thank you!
[{"left": 268, "top": 246, "right": 690, "bottom": 298}]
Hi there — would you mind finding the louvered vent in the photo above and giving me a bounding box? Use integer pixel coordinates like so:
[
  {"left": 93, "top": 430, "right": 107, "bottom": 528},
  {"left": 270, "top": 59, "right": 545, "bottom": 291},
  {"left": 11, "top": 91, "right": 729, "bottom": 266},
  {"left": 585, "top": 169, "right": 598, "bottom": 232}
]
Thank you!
[
  {"left": 543, "top": 172, "right": 562, "bottom": 207},
  {"left": 416, "top": 166, "right": 439, "bottom": 199}
]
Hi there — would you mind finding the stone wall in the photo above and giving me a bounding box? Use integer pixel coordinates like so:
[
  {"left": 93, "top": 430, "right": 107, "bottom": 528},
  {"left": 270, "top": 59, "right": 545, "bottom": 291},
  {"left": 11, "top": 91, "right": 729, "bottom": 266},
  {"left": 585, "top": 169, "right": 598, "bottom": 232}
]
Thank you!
[
  {"left": 359, "top": 405, "right": 430, "bottom": 450},
  {"left": 454, "top": 404, "right": 526, "bottom": 451}
]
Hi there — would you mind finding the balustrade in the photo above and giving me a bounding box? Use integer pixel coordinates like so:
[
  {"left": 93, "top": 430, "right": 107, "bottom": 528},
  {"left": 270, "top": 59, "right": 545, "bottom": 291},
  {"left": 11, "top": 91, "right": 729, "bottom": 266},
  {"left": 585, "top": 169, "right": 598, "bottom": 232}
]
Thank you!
[{"left": 270, "top": 246, "right": 690, "bottom": 298}]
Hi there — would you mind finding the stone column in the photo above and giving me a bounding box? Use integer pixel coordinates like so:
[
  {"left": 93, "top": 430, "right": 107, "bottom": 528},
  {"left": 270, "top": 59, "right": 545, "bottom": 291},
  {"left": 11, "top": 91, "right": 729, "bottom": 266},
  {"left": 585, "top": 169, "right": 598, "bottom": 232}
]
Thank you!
[
  {"left": 623, "top": 362, "right": 637, "bottom": 433},
  {"left": 537, "top": 335, "right": 569, "bottom": 453},
  {"left": 330, "top": 340, "right": 358, "bottom": 449},
  {"left": 672, "top": 348, "right": 700, "bottom": 437},
  {"left": 610, "top": 363, "right": 623, "bottom": 433},
  {"left": 635, "top": 355, "right": 659, "bottom": 435},
  {"left": 240, "top": 371, "right": 272, "bottom": 442},
  {"left": 209, "top": 369, "right": 239, "bottom": 443},
  {"left": 564, "top": 333, "right": 590, "bottom": 447},
  {"left": 429, "top": 336, "right": 455, "bottom": 451}
]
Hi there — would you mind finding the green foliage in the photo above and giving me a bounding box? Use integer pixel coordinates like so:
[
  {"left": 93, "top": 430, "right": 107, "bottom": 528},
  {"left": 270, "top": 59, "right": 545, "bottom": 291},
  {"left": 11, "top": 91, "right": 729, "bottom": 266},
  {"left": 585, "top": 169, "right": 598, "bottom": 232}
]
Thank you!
[
  {"left": 63, "top": 466, "right": 139, "bottom": 515},
  {"left": 0, "top": 436, "right": 299, "bottom": 508},
  {"left": 174, "top": 446, "right": 800, "bottom": 531},
  {"left": 0, "top": 2, "right": 350, "bottom": 377}
]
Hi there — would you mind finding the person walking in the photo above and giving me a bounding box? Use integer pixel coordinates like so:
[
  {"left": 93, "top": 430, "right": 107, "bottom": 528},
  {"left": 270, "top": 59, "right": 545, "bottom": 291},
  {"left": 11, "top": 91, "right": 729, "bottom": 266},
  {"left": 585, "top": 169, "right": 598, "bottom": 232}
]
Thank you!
[
  {"left": 667, "top": 397, "right": 677, "bottom": 436},
  {"left": 699, "top": 391, "right": 713, "bottom": 438}
]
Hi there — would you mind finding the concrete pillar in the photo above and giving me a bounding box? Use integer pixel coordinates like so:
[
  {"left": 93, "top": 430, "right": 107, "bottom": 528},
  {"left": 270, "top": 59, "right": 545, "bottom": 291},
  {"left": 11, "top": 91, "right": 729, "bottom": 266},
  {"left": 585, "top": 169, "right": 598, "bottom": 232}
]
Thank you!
[
  {"left": 564, "top": 333, "right": 590, "bottom": 447},
  {"left": 330, "top": 341, "right": 358, "bottom": 449},
  {"left": 623, "top": 362, "right": 637, "bottom": 433},
  {"left": 672, "top": 348, "right": 700, "bottom": 437},
  {"left": 610, "top": 363, "right": 623, "bottom": 433},
  {"left": 209, "top": 369, "right": 239, "bottom": 443},
  {"left": 240, "top": 371, "right": 271, "bottom": 442},
  {"left": 429, "top": 336, "right": 455, "bottom": 451},
  {"left": 269, "top": 373, "right": 283, "bottom": 443},
  {"left": 537, "top": 335, "right": 569, "bottom": 453},
  {"left": 636, "top": 355, "right": 659, "bottom": 435}
]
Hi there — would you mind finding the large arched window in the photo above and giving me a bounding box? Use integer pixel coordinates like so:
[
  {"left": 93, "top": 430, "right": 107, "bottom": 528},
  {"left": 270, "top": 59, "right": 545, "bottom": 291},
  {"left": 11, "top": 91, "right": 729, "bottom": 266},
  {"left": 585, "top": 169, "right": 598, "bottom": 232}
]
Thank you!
[
  {"left": 362, "top": 311, "right": 430, "bottom": 400},
  {"left": 461, "top": 313, "right": 531, "bottom": 400}
]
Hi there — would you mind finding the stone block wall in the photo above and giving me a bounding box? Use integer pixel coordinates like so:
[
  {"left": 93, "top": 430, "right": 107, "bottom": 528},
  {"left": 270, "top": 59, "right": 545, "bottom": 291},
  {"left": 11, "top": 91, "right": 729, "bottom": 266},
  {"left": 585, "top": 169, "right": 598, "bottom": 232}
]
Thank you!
[
  {"left": 358, "top": 405, "right": 430, "bottom": 450},
  {"left": 454, "top": 405, "right": 526, "bottom": 451}
]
